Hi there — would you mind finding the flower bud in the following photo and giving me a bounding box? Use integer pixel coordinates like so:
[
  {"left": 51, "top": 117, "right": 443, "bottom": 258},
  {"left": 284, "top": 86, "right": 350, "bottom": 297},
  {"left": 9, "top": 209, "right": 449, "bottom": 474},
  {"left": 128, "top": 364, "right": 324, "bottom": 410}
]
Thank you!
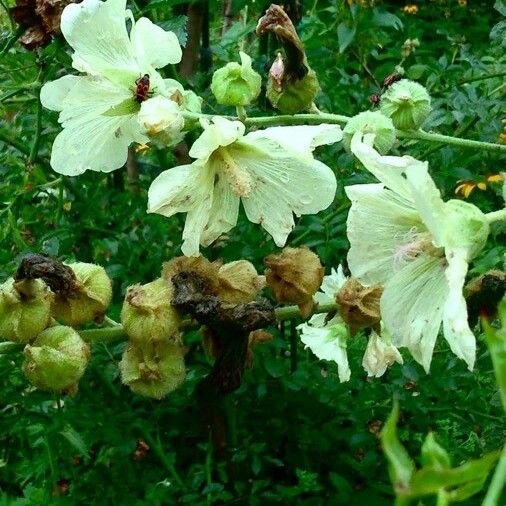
[
  {"left": 52, "top": 262, "right": 112, "bottom": 327},
  {"left": 23, "top": 325, "right": 90, "bottom": 392},
  {"left": 342, "top": 111, "right": 396, "bottom": 154},
  {"left": 0, "top": 278, "right": 53, "bottom": 343},
  {"left": 138, "top": 96, "right": 184, "bottom": 138},
  {"left": 265, "top": 247, "right": 324, "bottom": 317},
  {"left": 121, "top": 278, "right": 181, "bottom": 344},
  {"left": 380, "top": 79, "right": 431, "bottom": 130},
  {"left": 218, "top": 260, "right": 265, "bottom": 304},
  {"left": 119, "top": 341, "right": 185, "bottom": 399},
  {"left": 336, "top": 277, "right": 382, "bottom": 335},
  {"left": 401, "top": 38, "right": 420, "bottom": 59},
  {"left": 211, "top": 51, "right": 262, "bottom": 107},
  {"left": 444, "top": 200, "right": 489, "bottom": 260},
  {"left": 266, "top": 67, "right": 320, "bottom": 114}
]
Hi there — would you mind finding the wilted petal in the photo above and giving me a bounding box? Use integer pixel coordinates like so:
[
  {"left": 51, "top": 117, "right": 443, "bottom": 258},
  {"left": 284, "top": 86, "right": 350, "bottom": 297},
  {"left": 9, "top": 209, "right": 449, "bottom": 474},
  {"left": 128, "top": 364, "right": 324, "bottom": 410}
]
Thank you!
[
  {"left": 298, "top": 316, "right": 351, "bottom": 382},
  {"left": 130, "top": 17, "right": 182, "bottom": 69},
  {"left": 248, "top": 123, "right": 342, "bottom": 157},
  {"left": 345, "top": 183, "right": 420, "bottom": 285},
  {"left": 61, "top": 0, "right": 138, "bottom": 86},
  {"left": 237, "top": 136, "right": 337, "bottom": 246},
  {"left": 381, "top": 255, "right": 448, "bottom": 372},
  {"left": 320, "top": 266, "right": 347, "bottom": 301},
  {"left": 442, "top": 247, "right": 476, "bottom": 370},
  {"left": 362, "top": 328, "right": 403, "bottom": 378}
]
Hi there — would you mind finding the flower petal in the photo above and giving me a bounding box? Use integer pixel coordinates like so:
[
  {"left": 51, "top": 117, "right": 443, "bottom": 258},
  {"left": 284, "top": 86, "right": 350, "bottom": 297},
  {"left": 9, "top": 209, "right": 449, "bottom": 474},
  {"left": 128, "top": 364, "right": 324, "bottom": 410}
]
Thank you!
[
  {"left": 130, "top": 17, "right": 182, "bottom": 69},
  {"left": 189, "top": 117, "right": 245, "bottom": 162},
  {"left": 362, "top": 329, "right": 403, "bottom": 378},
  {"left": 247, "top": 123, "right": 342, "bottom": 156},
  {"left": 40, "top": 75, "right": 80, "bottom": 112},
  {"left": 381, "top": 255, "right": 448, "bottom": 372},
  {"left": 320, "top": 266, "right": 347, "bottom": 300},
  {"left": 61, "top": 0, "right": 138, "bottom": 86},
  {"left": 442, "top": 247, "right": 475, "bottom": 370},
  {"left": 404, "top": 163, "right": 447, "bottom": 247},
  {"left": 236, "top": 137, "right": 337, "bottom": 246},
  {"left": 298, "top": 317, "right": 351, "bottom": 382},
  {"left": 200, "top": 172, "right": 240, "bottom": 247},
  {"left": 345, "top": 183, "right": 420, "bottom": 285},
  {"left": 147, "top": 162, "right": 215, "bottom": 256},
  {"left": 350, "top": 131, "right": 419, "bottom": 202}
]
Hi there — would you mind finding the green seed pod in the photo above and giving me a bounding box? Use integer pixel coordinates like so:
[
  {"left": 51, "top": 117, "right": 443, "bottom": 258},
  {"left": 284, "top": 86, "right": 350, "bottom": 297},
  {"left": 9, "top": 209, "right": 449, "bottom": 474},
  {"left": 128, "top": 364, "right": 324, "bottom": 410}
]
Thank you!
[
  {"left": 342, "top": 111, "right": 396, "bottom": 154},
  {"left": 0, "top": 278, "right": 53, "bottom": 343},
  {"left": 52, "top": 262, "right": 112, "bottom": 327},
  {"left": 380, "top": 79, "right": 431, "bottom": 130},
  {"left": 23, "top": 325, "right": 90, "bottom": 392},
  {"left": 121, "top": 278, "right": 181, "bottom": 344},
  {"left": 119, "top": 341, "right": 185, "bottom": 399},
  {"left": 266, "top": 67, "right": 320, "bottom": 115},
  {"left": 211, "top": 51, "right": 262, "bottom": 107}
]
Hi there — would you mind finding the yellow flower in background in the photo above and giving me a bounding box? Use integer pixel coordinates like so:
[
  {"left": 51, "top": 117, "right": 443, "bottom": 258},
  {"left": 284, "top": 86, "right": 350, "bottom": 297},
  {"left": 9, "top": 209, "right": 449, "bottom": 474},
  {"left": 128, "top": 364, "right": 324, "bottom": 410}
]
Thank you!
[
  {"left": 455, "top": 175, "right": 504, "bottom": 199},
  {"left": 458, "top": 0, "right": 467, "bottom": 6},
  {"left": 403, "top": 4, "right": 419, "bottom": 14}
]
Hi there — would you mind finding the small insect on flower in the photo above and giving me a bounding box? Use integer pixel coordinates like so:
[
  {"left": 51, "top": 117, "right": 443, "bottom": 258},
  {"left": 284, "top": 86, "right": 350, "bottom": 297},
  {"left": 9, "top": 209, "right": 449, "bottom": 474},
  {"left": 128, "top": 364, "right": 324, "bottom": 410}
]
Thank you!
[
  {"left": 369, "top": 94, "right": 380, "bottom": 107},
  {"left": 134, "top": 74, "right": 151, "bottom": 103}
]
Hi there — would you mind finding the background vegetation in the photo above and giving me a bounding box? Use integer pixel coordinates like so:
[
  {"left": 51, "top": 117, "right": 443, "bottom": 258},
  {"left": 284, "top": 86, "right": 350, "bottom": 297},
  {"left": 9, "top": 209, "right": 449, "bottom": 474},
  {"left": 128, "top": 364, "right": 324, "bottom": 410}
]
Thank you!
[{"left": 0, "top": 0, "right": 505, "bottom": 504}]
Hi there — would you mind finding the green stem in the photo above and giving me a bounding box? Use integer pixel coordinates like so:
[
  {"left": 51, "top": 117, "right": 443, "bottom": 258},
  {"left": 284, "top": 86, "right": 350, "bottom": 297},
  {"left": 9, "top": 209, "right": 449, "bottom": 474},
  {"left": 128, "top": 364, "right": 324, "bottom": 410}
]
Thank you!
[
  {"left": 482, "top": 443, "right": 506, "bottom": 506},
  {"left": 486, "top": 209, "right": 506, "bottom": 225},
  {"left": 28, "top": 84, "right": 43, "bottom": 164},
  {"left": 458, "top": 71, "right": 506, "bottom": 85},
  {"left": 181, "top": 111, "right": 506, "bottom": 153}
]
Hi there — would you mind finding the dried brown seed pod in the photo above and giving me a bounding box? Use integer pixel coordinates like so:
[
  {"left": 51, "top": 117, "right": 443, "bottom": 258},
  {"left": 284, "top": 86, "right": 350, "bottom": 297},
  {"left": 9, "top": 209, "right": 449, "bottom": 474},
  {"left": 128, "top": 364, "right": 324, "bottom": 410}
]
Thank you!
[
  {"left": 218, "top": 260, "right": 265, "bottom": 304},
  {"left": 336, "top": 277, "right": 383, "bottom": 335},
  {"left": 264, "top": 246, "right": 324, "bottom": 318}
]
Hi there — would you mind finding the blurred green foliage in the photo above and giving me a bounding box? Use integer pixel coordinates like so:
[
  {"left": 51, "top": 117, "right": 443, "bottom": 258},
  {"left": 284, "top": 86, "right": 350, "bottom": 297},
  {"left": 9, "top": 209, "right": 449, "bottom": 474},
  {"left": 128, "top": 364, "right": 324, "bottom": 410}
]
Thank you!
[{"left": 0, "top": 0, "right": 505, "bottom": 504}]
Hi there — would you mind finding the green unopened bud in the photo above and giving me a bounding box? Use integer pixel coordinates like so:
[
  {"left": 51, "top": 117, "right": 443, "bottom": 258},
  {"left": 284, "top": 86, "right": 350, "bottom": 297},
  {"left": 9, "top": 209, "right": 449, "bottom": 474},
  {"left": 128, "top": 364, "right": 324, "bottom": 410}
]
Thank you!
[
  {"left": 23, "top": 325, "right": 90, "bottom": 392},
  {"left": 266, "top": 60, "right": 319, "bottom": 114},
  {"left": 0, "top": 278, "right": 53, "bottom": 343},
  {"left": 121, "top": 278, "right": 181, "bottom": 344},
  {"left": 119, "top": 342, "right": 185, "bottom": 399},
  {"left": 380, "top": 79, "right": 431, "bottom": 130},
  {"left": 211, "top": 51, "right": 261, "bottom": 107},
  {"left": 343, "top": 111, "right": 396, "bottom": 154},
  {"left": 52, "top": 263, "right": 112, "bottom": 327},
  {"left": 445, "top": 200, "right": 489, "bottom": 260}
]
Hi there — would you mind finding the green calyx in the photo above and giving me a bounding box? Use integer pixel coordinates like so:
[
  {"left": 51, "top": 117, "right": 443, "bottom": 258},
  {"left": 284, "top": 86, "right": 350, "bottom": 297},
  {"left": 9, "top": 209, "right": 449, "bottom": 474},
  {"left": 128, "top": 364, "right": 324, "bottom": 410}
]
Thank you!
[
  {"left": 211, "top": 51, "right": 262, "bottom": 107},
  {"left": 380, "top": 79, "right": 431, "bottom": 130},
  {"left": 342, "top": 111, "right": 396, "bottom": 154},
  {"left": 23, "top": 325, "right": 90, "bottom": 393}
]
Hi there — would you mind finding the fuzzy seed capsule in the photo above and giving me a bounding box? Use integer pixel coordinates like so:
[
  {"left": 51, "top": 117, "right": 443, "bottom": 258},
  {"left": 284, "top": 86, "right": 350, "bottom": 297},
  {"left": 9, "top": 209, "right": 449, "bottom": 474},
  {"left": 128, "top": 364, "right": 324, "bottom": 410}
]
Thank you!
[
  {"left": 121, "top": 278, "right": 181, "bottom": 344},
  {"left": 23, "top": 325, "right": 90, "bottom": 392},
  {"left": 0, "top": 278, "right": 53, "bottom": 343},
  {"left": 52, "top": 262, "right": 112, "bottom": 327},
  {"left": 380, "top": 79, "right": 431, "bottom": 130}
]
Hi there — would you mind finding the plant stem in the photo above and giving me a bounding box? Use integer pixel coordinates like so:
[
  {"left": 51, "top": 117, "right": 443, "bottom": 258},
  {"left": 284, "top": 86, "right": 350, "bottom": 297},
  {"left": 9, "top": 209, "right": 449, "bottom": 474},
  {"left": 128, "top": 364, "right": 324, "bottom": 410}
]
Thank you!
[
  {"left": 181, "top": 111, "right": 506, "bottom": 153},
  {"left": 486, "top": 209, "right": 506, "bottom": 225},
  {"left": 0, "top": 302, "right": 340, "bottom": 353}
]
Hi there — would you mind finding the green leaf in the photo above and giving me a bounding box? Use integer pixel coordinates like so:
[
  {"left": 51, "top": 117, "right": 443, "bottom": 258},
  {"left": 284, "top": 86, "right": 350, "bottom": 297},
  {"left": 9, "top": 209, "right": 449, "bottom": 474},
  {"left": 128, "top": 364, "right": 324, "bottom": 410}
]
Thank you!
[
  {"left": 380, "top": 400, "right": 415, "bottom": 492},
  {"left": 371, "top": 10, "right": 403, "bottom": 30},
  {"left": 60, "top": 425, "right": 90, "bottom": 461},
  {"left": 337, "top": 22, "right": 356, "bottom": 53},
  {"left": 421, "top": 433, "right": 451, "bottom": 470}
]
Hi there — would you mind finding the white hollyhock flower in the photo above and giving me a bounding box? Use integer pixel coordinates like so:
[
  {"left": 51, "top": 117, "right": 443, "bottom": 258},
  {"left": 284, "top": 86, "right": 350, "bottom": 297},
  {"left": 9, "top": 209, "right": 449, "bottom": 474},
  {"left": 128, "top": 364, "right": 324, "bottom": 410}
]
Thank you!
[
  {"left": 362, "top": 325, "right": 403, "bottom": 378},
  {"left": 345, "top": 131, "right": 490, "bottom": 372},
  {"left": 298, "top": 267, "right": 351, "bottom": 382},
  {"left": 148, "top": 117, "right": 341, "bottom": 256},
  {"left": 40, "top": 0, "right": 184, "bottom": 176}
]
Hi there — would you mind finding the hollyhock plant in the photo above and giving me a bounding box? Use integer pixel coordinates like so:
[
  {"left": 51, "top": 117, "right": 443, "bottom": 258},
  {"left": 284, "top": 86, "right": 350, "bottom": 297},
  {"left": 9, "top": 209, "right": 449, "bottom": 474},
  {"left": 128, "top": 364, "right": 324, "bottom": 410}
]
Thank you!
[
  {"left": 345, "top": 132, "right": 490, "bottom": 372},
  {"left": 40, "top": 0, "right": 189, "bottom": 175},
  {"left": 362, "top": 325, "right": 403, "bottom": 378},
  {"left": 148, "top": 117, "right": 341, "bottom": 256}
]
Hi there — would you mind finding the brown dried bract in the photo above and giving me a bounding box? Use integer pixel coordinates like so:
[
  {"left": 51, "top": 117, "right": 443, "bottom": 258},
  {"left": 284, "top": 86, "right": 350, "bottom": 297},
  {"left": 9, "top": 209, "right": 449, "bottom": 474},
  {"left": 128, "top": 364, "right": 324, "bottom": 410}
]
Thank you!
[
  {"left": 336, "top": 278, "right": 382, "bottom": 335},
  {"left": 10, "top": 0, "right": 75, "bottom": 50},
  {"left": 265, "top": 246, "right": 324, "bottom": 318},
  {"left": 217, "top": 260, "right": 265, "bottom": 304},
  {"left": 15, "top": 253, "right": 77, "bottom": 295},
  {"left": 256, "top": 4, "right": 308, "bottom": 82}
]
